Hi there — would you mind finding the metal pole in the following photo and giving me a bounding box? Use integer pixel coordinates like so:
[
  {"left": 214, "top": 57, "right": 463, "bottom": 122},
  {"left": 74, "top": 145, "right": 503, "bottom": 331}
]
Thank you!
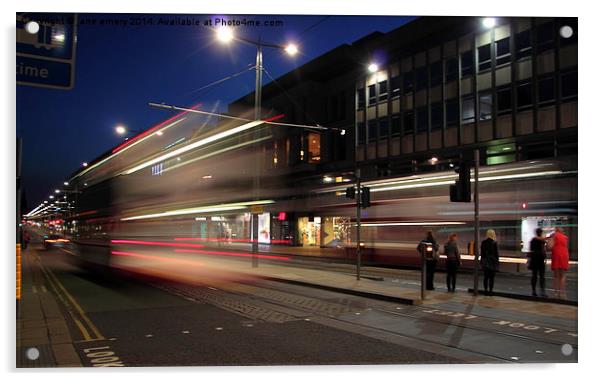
[
  {"left": 355, "top": 169, "right": 361, "bottom": 280},
  {"left": 251, "top": 40, "right": 263, "bottom": 268},
  {"left": 421, "top": 250, "right": 426, "bottom": 300},
  {"left": 16, "top": 138, "right": 22, "bottom": 245},
  {"left": 473, "top": 149, "right": 480, "bottom": 296}
]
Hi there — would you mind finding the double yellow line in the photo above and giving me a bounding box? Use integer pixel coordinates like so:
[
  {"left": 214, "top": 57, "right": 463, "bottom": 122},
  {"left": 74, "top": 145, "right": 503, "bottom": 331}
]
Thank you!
[{"left": 36, "top": 252, "right": 104, "bottom": 342}]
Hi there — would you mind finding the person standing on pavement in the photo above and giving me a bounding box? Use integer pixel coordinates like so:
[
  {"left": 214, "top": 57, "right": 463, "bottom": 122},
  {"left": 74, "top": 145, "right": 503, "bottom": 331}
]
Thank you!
[
  {"left": 528, "top": 228, "right": 547, "bottom": 297},
  {"left": 549, "top": 227, "right": 569, "bottom": 299},
  {"left": 444, "top": 233, "right": 461, "bottom": 292},
  {"left": 417, "top": 231, "right": 439, "bottom": 290},
  {"left": 480, "top": 229, "right": 499, "bottom": 295}
]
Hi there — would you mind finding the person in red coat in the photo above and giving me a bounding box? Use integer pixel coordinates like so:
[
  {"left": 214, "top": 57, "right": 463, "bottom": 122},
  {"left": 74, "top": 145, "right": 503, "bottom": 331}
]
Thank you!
[{"left": 549, "top": 227, "right": 569, "bottom": 299}]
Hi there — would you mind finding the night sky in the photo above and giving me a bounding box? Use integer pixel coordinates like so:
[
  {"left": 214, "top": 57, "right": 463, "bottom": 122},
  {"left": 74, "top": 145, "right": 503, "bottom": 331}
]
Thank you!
[{"left": 17, "top": 13, "right": 415, "bottom": 210}]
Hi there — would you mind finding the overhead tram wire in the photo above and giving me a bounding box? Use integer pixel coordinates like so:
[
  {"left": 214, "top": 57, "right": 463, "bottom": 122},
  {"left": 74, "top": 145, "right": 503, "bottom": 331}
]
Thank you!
[
  {"left": 148, "top": 102, "right": 345, "bottom": 134},
  {"left": 185, "top": 64, "right": 256, "bottom": 96}
]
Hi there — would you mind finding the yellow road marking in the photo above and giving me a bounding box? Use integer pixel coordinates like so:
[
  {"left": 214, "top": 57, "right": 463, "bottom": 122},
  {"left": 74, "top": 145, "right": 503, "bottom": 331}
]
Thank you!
[
  {"left": 39, "top": 263, "right": 92, "bottom": 341},
  {"left": 45, "top": 265, "right": 105, "bottom": 340},
  {"left": 35, "top": 251, "right": 105, "bottom": 341}
]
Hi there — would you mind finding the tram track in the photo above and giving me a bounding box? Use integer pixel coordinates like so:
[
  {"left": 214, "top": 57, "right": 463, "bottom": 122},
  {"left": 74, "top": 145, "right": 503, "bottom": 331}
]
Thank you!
[{"left": 150, "top": 276, "right": 576, "bottom": 362}]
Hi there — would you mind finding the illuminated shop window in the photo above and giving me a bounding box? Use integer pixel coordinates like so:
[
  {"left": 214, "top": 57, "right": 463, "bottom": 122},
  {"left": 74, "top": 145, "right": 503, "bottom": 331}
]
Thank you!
[{"left": 308, "top": 132, "right": 321, "bottom": 163}]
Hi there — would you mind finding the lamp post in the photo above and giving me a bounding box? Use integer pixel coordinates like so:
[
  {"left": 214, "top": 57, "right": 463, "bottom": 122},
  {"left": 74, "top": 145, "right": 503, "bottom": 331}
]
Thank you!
[{"left": 216, "top": 26, "right": 298, "bottom": 267}]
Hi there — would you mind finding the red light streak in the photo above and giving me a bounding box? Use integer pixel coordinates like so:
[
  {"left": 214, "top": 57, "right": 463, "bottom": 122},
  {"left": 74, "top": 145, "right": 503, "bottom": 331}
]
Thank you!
[
  {"left": 111, "top": 239, "right": 205, "bottom": 248},
  {"left": 112, "top": 102, "right": 203, "bottom": 154},
  {"left": 174, "top": 249, "right": 290, "bottom": 261},
  {"left": 263, "top": 113, "right": 285, "bottom": 123},
  {"left": 174, "top": 237, "right": 292, "bottom": 244},
  {"left": 111, "top": 251, "right": 204, "bottom": 267}
]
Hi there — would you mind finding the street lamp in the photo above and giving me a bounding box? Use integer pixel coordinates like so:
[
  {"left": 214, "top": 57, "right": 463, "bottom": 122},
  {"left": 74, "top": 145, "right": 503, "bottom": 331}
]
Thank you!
[
  {"left": 482, "top": 17, "right": 496, "bottom": 28},
  {"left": 368, "top": 63, "right": 378, "bottom": 73},
  {"left": 115, "top": 125, "right": 127, "bottom": 135},
  {"left": 215, "top": 27, "right": 299, "bottom": 267}
]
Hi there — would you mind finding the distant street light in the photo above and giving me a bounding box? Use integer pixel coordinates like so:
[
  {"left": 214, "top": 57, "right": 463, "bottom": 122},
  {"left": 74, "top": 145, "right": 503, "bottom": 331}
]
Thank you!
[
  {"left": 54, "top": 189, "right": 60, "bottom": 193},
  {"left": 63, "top": 181, "right": 69, "bottom": 186},
  {"left": 368, "top": 63, "right": 378, "bottom": 73},
  {"left": 115, "top": 125, "right": 127, "bottom": 135},
  {"left": 82, "top": 162, "right": 88, "bottom": 167}
]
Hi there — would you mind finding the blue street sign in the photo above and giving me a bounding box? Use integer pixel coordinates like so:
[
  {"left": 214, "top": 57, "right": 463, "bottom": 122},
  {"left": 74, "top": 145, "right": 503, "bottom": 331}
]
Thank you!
[{"left": 16, "top": 13, "right": 77, "bottom": 90}]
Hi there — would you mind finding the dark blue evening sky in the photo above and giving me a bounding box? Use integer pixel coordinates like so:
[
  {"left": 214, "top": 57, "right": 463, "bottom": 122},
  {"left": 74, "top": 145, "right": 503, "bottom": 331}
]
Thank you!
[{"left": 17, "top": 13, "right": 415, "bottom": 208}]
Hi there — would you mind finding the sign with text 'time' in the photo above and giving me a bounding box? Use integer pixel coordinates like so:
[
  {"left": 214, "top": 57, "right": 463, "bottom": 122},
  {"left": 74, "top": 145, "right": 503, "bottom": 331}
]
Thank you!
[{"left": 16, "top": 13, "right": 78, "bottom": 90}]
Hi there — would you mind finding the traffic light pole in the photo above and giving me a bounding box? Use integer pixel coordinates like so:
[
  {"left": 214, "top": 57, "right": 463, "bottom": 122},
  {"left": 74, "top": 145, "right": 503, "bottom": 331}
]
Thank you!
[
  {"left": 355, "top": 169, "right": 361, "bottom": 280},
  {"left": 472, "top": 149, "right": 480, "bottom": 296}
]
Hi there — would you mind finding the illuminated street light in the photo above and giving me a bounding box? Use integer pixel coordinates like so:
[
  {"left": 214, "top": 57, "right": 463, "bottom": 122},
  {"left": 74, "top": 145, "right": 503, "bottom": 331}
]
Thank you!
[
  {"left": 216, "top": 27, "right": 234, "bottom": 43},
  {"left": 482, "top": 17, "right": 496, "bottom": 28},
  {"left": 559, "top": 25, "right": 573, "bottom": 39},
  {"left": 63, "top": 181, "right": 69, "bottom": 186},
  {"left": 284, "top": 43, "right": 298, "bottom": 56},
  {"left": 368, "top": 63, "right": 378, "bottom": 73},
  {"left": 115, "top": 125, "right": 127, "bottom": 135},
  {"left": 82, "top": 162, "right": 88, "bottom": 167},
  {"left": 54, "top": 189, "right": 60, "bottom": 193},
  {"left": 49, "top": 195, "right": 54, "bottom": 199}
]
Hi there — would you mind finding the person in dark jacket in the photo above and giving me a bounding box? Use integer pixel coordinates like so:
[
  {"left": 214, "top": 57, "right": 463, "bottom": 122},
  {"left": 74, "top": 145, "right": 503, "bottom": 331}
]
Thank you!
[
  {"left": 444, "top": 233, "right": 461, "bottom": 292},
  {"left": 480, "top": 229, "right": 500, "bottom": 295},
  {"left": 528, "top": 228, "right": 547, "bottom": 297},
  {"left": 417, "top": 231, "right": 439, "bottom": 290}
]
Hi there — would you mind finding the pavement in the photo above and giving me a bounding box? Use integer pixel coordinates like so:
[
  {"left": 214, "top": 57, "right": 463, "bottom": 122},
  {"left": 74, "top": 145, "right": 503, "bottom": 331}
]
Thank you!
[
  {"left": 16, "top": 239, "right": 578, "bottom": 367},
  {"left": 16, "top": 243, "right": 82, "bottom": 367}
]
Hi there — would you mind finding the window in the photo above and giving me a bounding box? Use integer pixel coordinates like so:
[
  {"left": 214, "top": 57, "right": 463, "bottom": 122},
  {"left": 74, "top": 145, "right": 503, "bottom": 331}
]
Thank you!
[
  {"left": 496, "top": 37, "right": 511, "bottom": 65},
  {"left": 461, "top": 50, "right": 474, "bottom": 76},
  {"left": 403, "top": 111, "right": 414, "bottom": 135},
  {"left": 561, "top": 72, "right": 577, "bottom": 99},
  {"left": 368, "top": 85, "right": 376, "bottom": 105},
  {"left": 403, "top": 71, "right": 414, "bottom": 94},
  {"left": 391, "top": 114, "right": 401, "bottom": 137},
  {"left": 308, "top": 133, "right": 321, "bottom": 163},
  {"left": 431, "top": 102, "right": 443, "bottom": 130},
  {"left": 417, "top": 108, "right": 428, "bottom": 132},
  {"left": 478, "top": 44, "right": 492, "bottom": 72},
  {"left": 357, "top": 89, "right": 365, "bottom": 109},
  {"left": 445, "top": 57, "right": 458, "bottom": 81},
  {"left": 378, "top": 117, "right": 389, "bottom": 140},
  {"left": 446, "top": 99, "right": 459, "bottom": 126},
  {"left": 357, "top": 122, "right": 366, "bottom": 144},
  {"left": 430, "top": 61, "right": 442, "bottom": 86},
  {"left": 479, "top": 93, "right": 492, "bottom": 120},
  {"left": 461, "top": 96, "right": 475, "bottom": 124},
  {"left": 537, "top": 22, "right": 555, "bottom": 51},
  {"left": 517, "top": 81, "right": 533, "bottom": 108},
  {"left": 497, "top": 86, "right": 512, "bottom": 114},
  {"left": 378, "top": 80, "right": 388, "bottom": 102},
  {"left": 538, "top": 77, "right": 555, "bottom": 104},
  {"left": 516, "top": 30, "right": 532, "bottom": 60},
  {"left": 391, "top": 76, "right": 401, "bottom": 98},
  {"left": 368, "top": 119, "right": 377, "bottom": 142},
  {"left": 415, "top": 67, "right": 427, "bottom": 90}
]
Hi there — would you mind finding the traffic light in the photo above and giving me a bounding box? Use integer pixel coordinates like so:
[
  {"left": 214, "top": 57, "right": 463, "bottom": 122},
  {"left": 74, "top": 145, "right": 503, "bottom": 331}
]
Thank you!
[
  {"left": 345, "top": 186, "right": 355, "bottom": 199},
  {"left": 361, "top": 187, "right": 371, "bottom": 208},
  {"left": 450, "top": 161, "right": 471, "bottom": 202}
]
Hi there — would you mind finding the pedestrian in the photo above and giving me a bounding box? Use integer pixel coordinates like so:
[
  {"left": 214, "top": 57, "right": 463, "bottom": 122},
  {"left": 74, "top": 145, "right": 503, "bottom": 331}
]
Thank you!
[
  {"left": 480, "top": 229, "right": 499, "bottom": 295},
  {"left": 549, "top": 227, "right": 569, "bottom": 299},
  {"left": 444, "top": 233, "right": 461, "bottom": 292},
  {"left": 528, "top": 228, "right": 547, "bottom": 297},
  {"left": 417, "top": 231, "right": 439, "bottom": 290}
]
